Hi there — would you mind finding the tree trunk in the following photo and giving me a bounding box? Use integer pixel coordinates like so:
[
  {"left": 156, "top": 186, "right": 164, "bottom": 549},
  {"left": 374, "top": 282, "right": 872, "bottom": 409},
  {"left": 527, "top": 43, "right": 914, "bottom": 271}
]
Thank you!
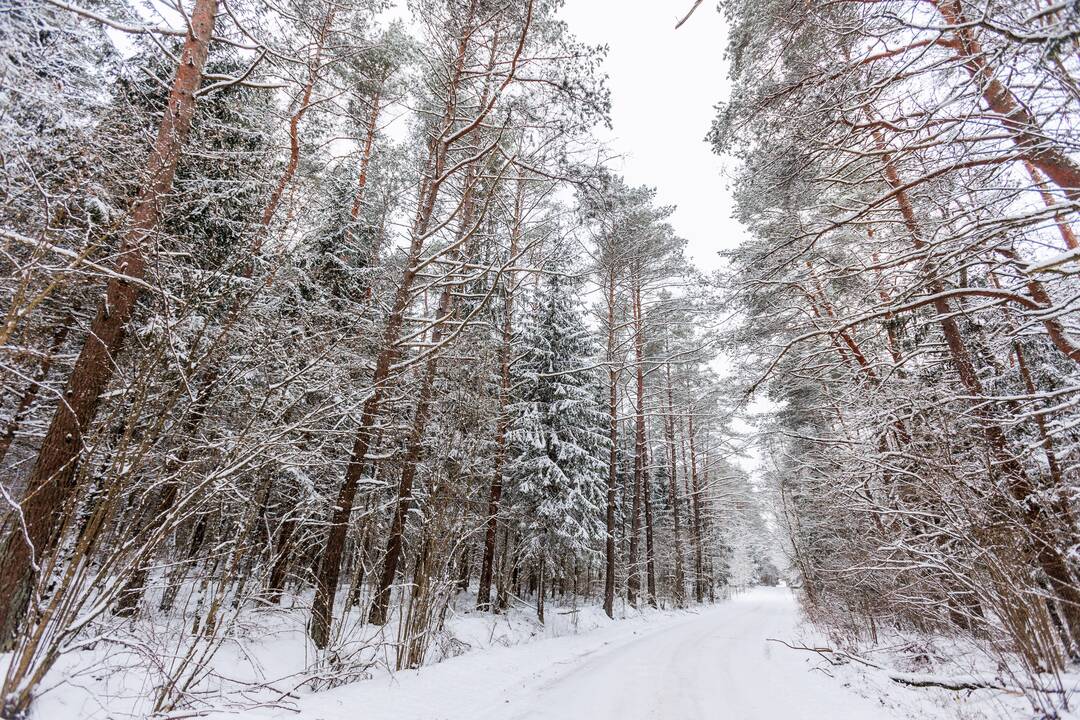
[
  {"left": 0, "top": 0, "right": 218, "bottom": 649},
  {"left": 536, "top": 558, "right": 546, "bottom": 623},
  {"left": 603, "top": 271, "right": 619, "bottom": 618},
  {"left": 642, "top": 451, "right": 657, "bottom": 608},
  {"left": 310, "top": 0, "right": 509, "bottom": 644},
  {"left": 873, "top": 118, "right": 1080, "bottom": 645},
  {"left": 994, "top": 246, "right": 1080, "bottom": 367},
  {"left": 253, "top": 5, "right": 335, "bottom": 254},
  {"left": 688, "top": 413, "right": 705, "bottom": 604},
  {"left": 456, "top": 543, "right": 471, "bottom": 592},
  {"left": 664, "top": 362, "right": 685, "bottom": 607},
  {"left": 352, "top": 85, "right": 384, "bottom": 295},
  {"left": 111, "top": 7, "right": 338, "bottom": 613},
  {"left": 478, "top": 178, "right": 524, "bottom": 611},
  {"left": 368, "top": 83, "right": 493, "bottom": 623},
  {"left": 351, "top": 88, "right": 382, "bottom": 236},
  {"left": 368, "top": 286, "right": 456, "bottom": 626},
  {"left": 1023, "top": 161, "right": 1078, "bottom": 251},
  {"left": 310, "top": 320, "right": 402, "bottom": 645},
  {"left": 627, "top": 445, "right": 642, "bottom": 607},
  {"left": 932, "top": 0, "right": 1080, "bottom": 201},
  {"left": 631, "top": 283, "right": 656, "bottom": 607},
  {"left": 266, "top": 516, "right": 297, "bottom": 604},
  {"left": 0, "top": 309, "right": 76, "bottom": 467}
]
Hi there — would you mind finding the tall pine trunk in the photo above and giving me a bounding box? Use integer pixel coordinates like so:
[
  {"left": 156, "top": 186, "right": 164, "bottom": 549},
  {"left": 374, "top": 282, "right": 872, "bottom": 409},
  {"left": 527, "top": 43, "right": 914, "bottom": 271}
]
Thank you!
[
  {"left": 664, "top": 361, "right": 685, "bottom": 606},
  {"left": 603, "top": 271, "right": 619, "bottom": 618},
  {"left": 0, "top": 309, "right": 76, "bottom": 467},
  {"left": 111, "top": 5, "right": 339, "bottom": 617},
  {"left": 631, "top": 283, "right": 656, "bottom": 606},
  {"left": 368, "top": 285, "right": 456, "bottom": 626},
  {"left": 932, "top": 0, "right": 1080, "bottom": 201},
  {"left": 0, "top": 0, "right": 218, "bottom": 649},
  {"left": 307, "top": 0, "right": 533, "bottom": 645},
  {"left": 477, "top": 178, "right": 524, "bottom": 611},
  {"left": 687, "top": 413, "right": 705, "bottom": 604},
  {"left": 309, "top": 239, "right": 426, "bottom": 645},
  {"left": 873, "top": 119, "right": 1080, "bottom": 645}
]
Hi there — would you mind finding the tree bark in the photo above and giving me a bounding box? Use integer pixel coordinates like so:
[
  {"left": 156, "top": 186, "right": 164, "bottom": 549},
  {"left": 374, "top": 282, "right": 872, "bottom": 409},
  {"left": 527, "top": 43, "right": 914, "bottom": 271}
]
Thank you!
[
  {"left": 309, "top": 269, "right": 416, "bottom": 644},
  {"left": 367, "top": 286, "right": 455, "bottom": 626},
  {"left": 0, "top": 0, "right": 218, "bottom": 649},
  {"left": 993, "top": 246, "right": 1080, "bottom": 367},
  {"left": 352, "top": 84, "right": 384, "bottom": 297},
  {"left": 266, "top": 515, "right": 297, "bottom": 604},
  {"left": 1023, "top": 161, "right": 1078, "bottom": 251},
  {"left": 932, "top": 0, "right": 1080, "bottom": 201},
  {"left": 478, "top": 178, "right": 523, "bottom": 611},
  {"left": 627, "top": 432, "right": 642, "bottom": 606},
  {"left": 253, "top": 5, "right": 335, "bottom": 254},
  {"left": 872, "top": 118, "right": 1080, "bottom": 645},
  {"left": 536, "top": 557, "right": 545, "bottom": 623},
  {"left": 664, "top": 361, "right": 685, "bottom": 606},
  {"left": 631, "top": 283, "right": 656, "bottom": 607},
  {"left": 351, "top": 88, "right": 382, "bottom": 235},
  {"left": 688, "top": 413, "right": 705, "bottom": 604},
  {"left": 603, "top": 271, "right": 619, "bottom": 618},
  {"left": 368, "top": 47, "right": 498, "bottom": 622},
  {"left": 309, "top": 0, "right": 523, "bottom": 645},
  {"left": 0, "top": 309, "right": 76, "bottom": 467},
  {"left": 110, "top": 4, "right": 340, "bottom": 616}
]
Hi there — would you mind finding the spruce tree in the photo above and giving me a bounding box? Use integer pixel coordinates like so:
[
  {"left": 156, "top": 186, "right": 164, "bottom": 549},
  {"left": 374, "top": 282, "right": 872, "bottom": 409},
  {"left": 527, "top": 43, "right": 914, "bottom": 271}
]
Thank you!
[{"left": 505, "top": 271, "right": 607, "bottom": 620}]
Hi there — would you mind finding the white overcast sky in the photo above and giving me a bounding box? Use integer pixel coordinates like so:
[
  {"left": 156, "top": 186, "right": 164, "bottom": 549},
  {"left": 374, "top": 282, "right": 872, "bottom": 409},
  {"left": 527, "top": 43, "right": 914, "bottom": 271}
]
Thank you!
[{"left": 559, "top": 1, "right": 743, "bottom": 272}]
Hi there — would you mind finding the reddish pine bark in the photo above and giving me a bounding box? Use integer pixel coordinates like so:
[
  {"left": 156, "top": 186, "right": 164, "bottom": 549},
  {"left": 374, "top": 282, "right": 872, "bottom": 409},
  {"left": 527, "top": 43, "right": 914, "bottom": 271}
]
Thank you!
[
  {"left": 687, "top": 412, "right": 706, "bottom": 604},
  {"left": 805, "top": 262, "right": 880, "bottom": 382},
  {"left": 111, "top": 5, "right": 342, "bottom": 618},
  {"left": 630, "top": 284, "right": 657, "bottom": 607},
  {"left": 254, "top": 6, "right": 336, "bottom": 252},
  {"left": 309, "top": 37, "right": 471, "bottom": 647},
  {"left": 603, "top": 271, "right": 619, "bottom": 618},
  {"left": 308, "top": 0, "right": 511, "bottom": 645},
  {"left": 994, "top": 246, "right": 1080, "bottom": 366},
  {"left": 987, "top": 271, "right": 1069, "bottom": 518},
  {"left": 664, "top": 361, "right": 685, "bottom": 606},
  {"left": 0, "top": 309, "right": 76, "bottom": 467},
  {"left": 368, "top": 22, "right": 503, "bottom": 623},
  {"left": 477, "top": 179, "right": 524, "bottom": 611},
  {"left": 1023, "top": 161, "right": 1078, "bottom": 251},
  {"left": 351, "top": 88, "right": 382, "bottom": 239},
  {"left": 367, "top": 286, "right": 455, "bottom": 626},
  {"left": 626, "top": 285, "right": 644, "bottom": 605},
  {"left": 872, "top": 119, "right": 1080, "bottom": 644},
  {"left": 932, "top": 0, "right": 1080, "bottom": 201},
  {"left": 313, "top": 0, "right": 532, "bottom": 647},
  {"left": 309, "top": 248, "right": 423, "bottom": 645},
  {"left": 0, "top": 0, "right": 218, "bottom": 648}
]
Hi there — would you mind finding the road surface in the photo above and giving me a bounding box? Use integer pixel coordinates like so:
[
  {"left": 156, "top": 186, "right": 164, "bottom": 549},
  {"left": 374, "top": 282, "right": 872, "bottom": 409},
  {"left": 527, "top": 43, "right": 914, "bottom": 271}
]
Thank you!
[
  {"left": 236, "top": 588, "right": 904, "bottom": 719},
  {"left": 500, "top": 587, "right": 893, "bottom": 720}
]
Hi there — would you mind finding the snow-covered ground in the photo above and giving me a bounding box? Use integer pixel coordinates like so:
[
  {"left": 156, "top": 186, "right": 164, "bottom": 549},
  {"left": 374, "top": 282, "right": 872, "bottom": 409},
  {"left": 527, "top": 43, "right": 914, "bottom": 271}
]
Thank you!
[{"left": 199, "top": 587, "right": 1051, "bottom": 720}]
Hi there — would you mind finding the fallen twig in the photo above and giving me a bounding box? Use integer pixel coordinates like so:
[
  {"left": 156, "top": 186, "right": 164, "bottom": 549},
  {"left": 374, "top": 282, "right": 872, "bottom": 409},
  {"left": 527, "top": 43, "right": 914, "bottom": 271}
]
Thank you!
[{"left": 766, "top": 639, "right": 1064, "bottom": 695}]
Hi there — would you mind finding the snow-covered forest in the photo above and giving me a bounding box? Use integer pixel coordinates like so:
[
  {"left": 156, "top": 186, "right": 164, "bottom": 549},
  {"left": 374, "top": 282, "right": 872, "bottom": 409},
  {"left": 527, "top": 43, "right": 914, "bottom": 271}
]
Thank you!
[{"left": 1, "top": 0, "right": 1078, "bottom": 718}]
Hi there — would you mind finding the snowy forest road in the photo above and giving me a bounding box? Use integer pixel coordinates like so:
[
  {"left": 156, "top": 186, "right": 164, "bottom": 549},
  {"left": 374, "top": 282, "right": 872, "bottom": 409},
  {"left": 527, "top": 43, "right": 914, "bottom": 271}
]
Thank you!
[
  {"left": 494, "top": 591, "right": 889, "bottom": 720},
  {"left": 235, "top": 588, "right": 903, "bottom": 720},
  {"left": 497, "top": 587, "right": 893, "bottom": 720}
]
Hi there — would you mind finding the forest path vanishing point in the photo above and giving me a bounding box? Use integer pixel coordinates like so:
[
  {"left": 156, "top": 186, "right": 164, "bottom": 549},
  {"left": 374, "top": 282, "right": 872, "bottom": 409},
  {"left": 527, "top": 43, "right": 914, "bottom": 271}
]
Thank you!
[{"left": 224, "top": 588, "right": 903, "bottom": 720}]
